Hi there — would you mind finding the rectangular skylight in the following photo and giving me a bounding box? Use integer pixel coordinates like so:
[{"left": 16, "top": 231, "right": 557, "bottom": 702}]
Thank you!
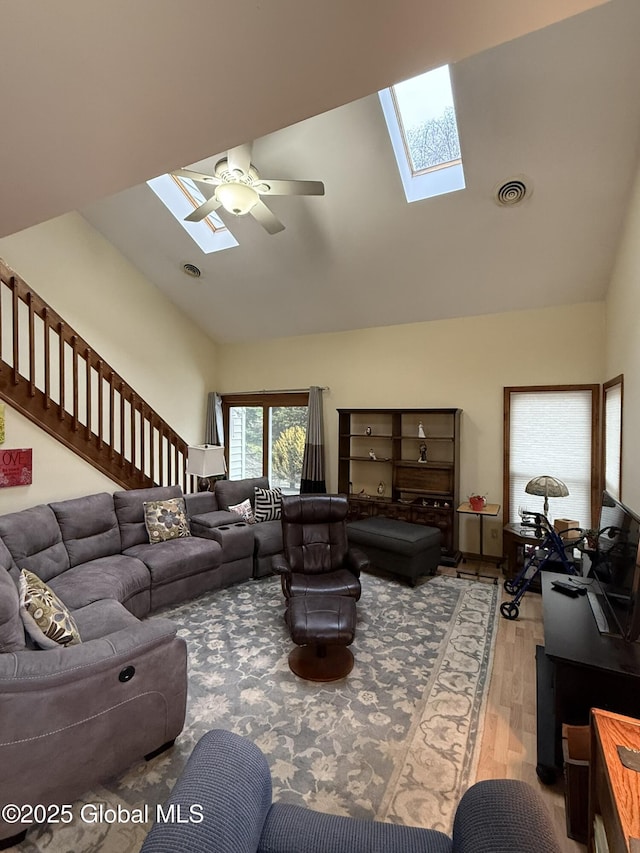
[
  {"left": 379, "top": 64, "right": 465, "bottom": 202},
  {"left": 147, "top": 174, "right": 238, "bottom": 254}
]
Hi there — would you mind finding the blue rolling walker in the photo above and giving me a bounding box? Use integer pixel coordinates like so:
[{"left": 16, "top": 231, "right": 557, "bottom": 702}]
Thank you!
[{"left": 500, "top": 511, "right": 582, "bottom": 620}]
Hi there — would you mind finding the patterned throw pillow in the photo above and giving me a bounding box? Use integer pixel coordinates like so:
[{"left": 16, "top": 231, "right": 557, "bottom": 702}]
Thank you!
[
  {"left": 19, "top": 569, "right": 81, "bottom": 649},
  {"left": 254, "top": 487, "right": 283, "bottom": 523},
  {"left": 228, "top": 498, "right": 256, "bottom": 524},
  {"left": 143, "top": 497, "right": 191, "bottom": 543}
]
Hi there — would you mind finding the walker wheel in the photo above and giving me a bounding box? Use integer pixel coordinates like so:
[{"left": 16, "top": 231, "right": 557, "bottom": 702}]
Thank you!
[
  {"left": 500, "top": 601, "right": 519, "bottom": 620},
  {"left": 503, "top": 579, "right": 518, "bottom": 595}
]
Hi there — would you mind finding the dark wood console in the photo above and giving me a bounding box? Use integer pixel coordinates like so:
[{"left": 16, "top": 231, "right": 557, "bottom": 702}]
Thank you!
[{"left": 536, "top": 572, "right": 640, "bottom": 783}]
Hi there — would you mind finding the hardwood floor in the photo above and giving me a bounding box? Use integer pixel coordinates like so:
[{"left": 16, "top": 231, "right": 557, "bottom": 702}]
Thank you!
[{"left": 438, "top": 560, "right": 586, "bottom": 852}]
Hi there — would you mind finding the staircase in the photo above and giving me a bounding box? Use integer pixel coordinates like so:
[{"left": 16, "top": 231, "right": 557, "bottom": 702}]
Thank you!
[{"left": 0, "top": 259, "right": 191, "bottom": 492}]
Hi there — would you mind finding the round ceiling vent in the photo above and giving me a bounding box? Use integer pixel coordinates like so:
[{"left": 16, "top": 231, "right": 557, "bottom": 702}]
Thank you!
[
  {"left": 182, "top": 263, "right": 201, "bottom": 278},
  {"left": 494, "top": 176, "right": 531, "bottom": 207}
]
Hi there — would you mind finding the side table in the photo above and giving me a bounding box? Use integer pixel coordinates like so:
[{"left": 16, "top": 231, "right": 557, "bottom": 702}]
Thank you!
[
  {"left": 502, "top": 522, "right": 544, "bottom": 581},
  {"left": 456, "top": 501, "right": 501, "bottom": 582}
]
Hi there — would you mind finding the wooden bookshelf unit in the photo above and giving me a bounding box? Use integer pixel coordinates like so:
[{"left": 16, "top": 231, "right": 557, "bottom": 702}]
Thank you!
[{"left": 337, "top": 408, "right": 461, "bottom": 562}]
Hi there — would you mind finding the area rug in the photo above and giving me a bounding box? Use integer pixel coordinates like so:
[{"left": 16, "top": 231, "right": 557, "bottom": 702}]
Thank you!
[{"left": 17, "top": 573, "right": 499, "bottom": 852}]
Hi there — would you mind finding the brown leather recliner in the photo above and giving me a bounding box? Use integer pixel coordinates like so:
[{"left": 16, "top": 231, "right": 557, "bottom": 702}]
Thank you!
[{"left": 272, "top": 494, "right": 368, "bottom": 599}]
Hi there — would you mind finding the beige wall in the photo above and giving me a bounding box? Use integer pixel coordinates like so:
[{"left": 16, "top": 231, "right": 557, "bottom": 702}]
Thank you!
[
  {"left": 0, "top": 213, "right": 219, "bottom": 512},
  {"left": 605, "top": 162, "right": 640, "bottom": 510},
  {"left": 219, "top": 302, "right": 605, "bottom": 556},
  {"left": 0, "top": 209, "right": 611, "bottom": 544}
]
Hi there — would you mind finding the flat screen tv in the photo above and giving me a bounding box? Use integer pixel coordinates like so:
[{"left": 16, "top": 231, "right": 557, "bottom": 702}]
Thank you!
[{"left": 587, "top": 491, "right": 640, "bottom": 642}]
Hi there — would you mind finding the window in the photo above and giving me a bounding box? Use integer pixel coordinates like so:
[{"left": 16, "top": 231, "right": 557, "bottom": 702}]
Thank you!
[
  {"left": 603, "top": 375, "right": 623, "bottom": 501},
  {"left": 504, "top": 386, "right": 600, "bottom": 528},
  {"left": 378, "top": 64, "right": 465, "bottom": 203},
  {"left": 222, "top": 393, "right": 308, "bottom": 494},
  {"left": 147, "top": 173, "right": 238, "bottom": 255}
]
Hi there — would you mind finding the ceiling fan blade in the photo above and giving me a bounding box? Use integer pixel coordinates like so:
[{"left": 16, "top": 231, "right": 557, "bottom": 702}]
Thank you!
[
  {"left": 256, "top": 179, "right": 325, "bottom": 196},
  {"left": 227, "top": 143, "right": 252, "bottom": 175},
  {"left": 250, "top": 200, "right": 285, "bottom": 234},
  {"left": 184, "top": 195, "right": 223, "bottom": 222},
  {"left": 172, "top": 168, "right": 221, "bottom": 186}
]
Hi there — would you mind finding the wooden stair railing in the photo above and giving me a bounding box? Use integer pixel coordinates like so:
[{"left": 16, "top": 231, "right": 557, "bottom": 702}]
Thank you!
[{"left": 0, "top": 259, "right": 192, "bottom": 491}]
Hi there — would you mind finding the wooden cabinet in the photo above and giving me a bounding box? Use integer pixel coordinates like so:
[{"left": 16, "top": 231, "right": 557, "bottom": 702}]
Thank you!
[
  {"left": 588, "top": 708, "right": 640, "bottom": 852},
  {"left": 337, "top": 408, "right": 461, "bottom": 561}
]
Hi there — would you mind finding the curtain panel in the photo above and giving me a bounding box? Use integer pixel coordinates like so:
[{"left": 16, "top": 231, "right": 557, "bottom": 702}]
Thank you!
[
  {"left": 205, "top": 392, "right": 224, "bottom": 446},
  {"left": 300, "top": 386, "right": 326, "bottom": 493}
]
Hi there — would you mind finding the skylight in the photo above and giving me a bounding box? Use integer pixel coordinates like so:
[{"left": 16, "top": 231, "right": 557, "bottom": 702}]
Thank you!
[
  {"left": 379, "top": 65, "right": 465, "bottom": 203},
  {"left": 147, "top": 173, "right": 238, "bottom": 254}
]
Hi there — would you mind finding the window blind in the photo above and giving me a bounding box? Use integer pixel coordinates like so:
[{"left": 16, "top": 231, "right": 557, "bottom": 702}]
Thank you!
[{"left": 508, "top": 390, "right": 593, "bottom": 527}]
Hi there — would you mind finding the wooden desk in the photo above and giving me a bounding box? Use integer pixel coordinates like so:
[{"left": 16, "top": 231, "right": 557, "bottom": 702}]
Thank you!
[{"left": 589, "top": 708, "right": 640, "bottom": 852}]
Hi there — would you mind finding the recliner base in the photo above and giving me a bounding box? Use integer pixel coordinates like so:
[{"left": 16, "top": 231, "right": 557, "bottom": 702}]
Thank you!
[{"left": 288, "top": 645, "right": 354, "bottom": 681}]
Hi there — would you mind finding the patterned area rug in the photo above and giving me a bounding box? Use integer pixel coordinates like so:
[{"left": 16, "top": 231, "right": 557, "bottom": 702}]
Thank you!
[{"left": 17, "top": 572, "right": 499, "bottom": 852}]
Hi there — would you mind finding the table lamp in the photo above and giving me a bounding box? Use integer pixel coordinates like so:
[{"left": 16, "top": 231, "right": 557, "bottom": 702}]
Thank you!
[
  {"left": 525, "top": 475, "right": 569, "bottom": 517},
  {"left": 186, "top": 444, "right": 227, "bottom": 491}
]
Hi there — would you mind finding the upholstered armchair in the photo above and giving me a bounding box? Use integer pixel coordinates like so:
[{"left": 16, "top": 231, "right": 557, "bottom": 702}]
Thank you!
[
  {"left": 141, "top": 729, "right": 563, "bottom": 853},
  {"left": 272, "top": 495, "right": 367, "bottom": 599}
]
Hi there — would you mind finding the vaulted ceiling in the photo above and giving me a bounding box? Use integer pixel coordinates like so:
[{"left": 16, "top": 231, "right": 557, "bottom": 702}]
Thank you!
[{"left": 4, "top": 0, "right": 634, "bottom": 344}]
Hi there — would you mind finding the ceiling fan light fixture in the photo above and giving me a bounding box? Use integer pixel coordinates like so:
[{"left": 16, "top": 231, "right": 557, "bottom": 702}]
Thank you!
[{"left": 215, "top": 182, "right": 259, "bottom": 216}]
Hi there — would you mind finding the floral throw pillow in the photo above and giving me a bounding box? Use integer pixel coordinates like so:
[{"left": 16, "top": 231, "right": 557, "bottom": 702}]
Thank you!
[
  {"left": 228, "top": 498, "right": 256, "bottom": 524},
  {"left": 254, "top": 486, "right": 282, "bottom": 523},
  {"left": 144, "top": 497, "right": 191, "bottom": 543},
  {"left": 19, "top": 569, "right": 81, "bottom": 649}
]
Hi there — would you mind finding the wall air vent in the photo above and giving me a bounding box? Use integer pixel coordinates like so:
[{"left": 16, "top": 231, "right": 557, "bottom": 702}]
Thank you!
[
  {"left": 182, "top": 263, "right": 201, "bottom": 278},
  {"left": 494, "top": 177, "right": 531, "bottom": 207}
]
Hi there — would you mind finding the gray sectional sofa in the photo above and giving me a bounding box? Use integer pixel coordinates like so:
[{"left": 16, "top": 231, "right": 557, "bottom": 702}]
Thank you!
[{"left": 0, "top": 479, "right": 278, "bottom": 846}]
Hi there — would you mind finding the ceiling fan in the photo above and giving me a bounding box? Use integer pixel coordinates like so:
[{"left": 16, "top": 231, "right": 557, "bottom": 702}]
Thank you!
[{"left": 171, "top": 143, "right": 324, "bottom": 235}]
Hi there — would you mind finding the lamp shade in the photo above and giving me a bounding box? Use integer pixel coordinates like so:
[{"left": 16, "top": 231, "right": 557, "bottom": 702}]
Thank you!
[
  {"left": 215, "top": 182, "right": 259, "bottom": 216},
  {"left": 525, "top": 475, "right": 569, "bottom": 516},
  {"left": 186, "top": 445, "right": 227, "bottom": 478}
]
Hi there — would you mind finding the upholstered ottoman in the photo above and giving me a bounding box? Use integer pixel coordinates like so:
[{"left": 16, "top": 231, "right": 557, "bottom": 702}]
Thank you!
[
  {"left": 347, "top": 517, "right": 442, "bottom": 586},
  {"left": 285, "top": 594, "right": 357, "bottom": 682}
]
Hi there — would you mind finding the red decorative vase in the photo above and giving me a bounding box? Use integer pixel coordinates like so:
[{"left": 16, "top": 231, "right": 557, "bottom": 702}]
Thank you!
[{"left": 469, "top": 495, "right": 485, "bottom": 511}]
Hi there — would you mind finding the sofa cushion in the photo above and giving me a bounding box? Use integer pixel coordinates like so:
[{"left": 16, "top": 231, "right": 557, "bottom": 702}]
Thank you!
[
  {"left": 124, "top": 537, "right": 222, "bottom": 587},
  {"left": 50, "top": 492, "right": 122, "bottom": 567},
  {"left": 48, "top": 554, "right": 151, "bottom": 611},
  {"left": 0, "top": 504, "right": 69, "bottom": 581},
  {"left": 184, "top": 492, "right": 218, "bottom": 517},
  {"left": 215, "top": 477, "right": 269, "bottom": 511},
  {"left": 0, "top": 568, "right": 25, "bottom": 652},
  {"left": 113, "top": 485, "right": 183, "bottom": 550},
  {"left": 19, "top": 569, "right": 81, "bottom": 649},
  {"left": 71, "top": 598, "right": 142, "bottom": 642},
  {"left": 143, "top": 497, "right": 191, "bottom": 543},
  {"left": 254, "top": 487, "right": 282, "bottom": 523},
  {"left": 253, "top": 519, "right": 283, "bottom": 557}
]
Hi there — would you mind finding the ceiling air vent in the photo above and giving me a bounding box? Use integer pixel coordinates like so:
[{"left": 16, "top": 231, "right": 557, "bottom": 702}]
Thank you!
[
  {"left": 182, "top": 263, "right": 201, "bottom": 278},
  {"left": 494, "top": 177, "right": 531, "bottom": 207}
]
